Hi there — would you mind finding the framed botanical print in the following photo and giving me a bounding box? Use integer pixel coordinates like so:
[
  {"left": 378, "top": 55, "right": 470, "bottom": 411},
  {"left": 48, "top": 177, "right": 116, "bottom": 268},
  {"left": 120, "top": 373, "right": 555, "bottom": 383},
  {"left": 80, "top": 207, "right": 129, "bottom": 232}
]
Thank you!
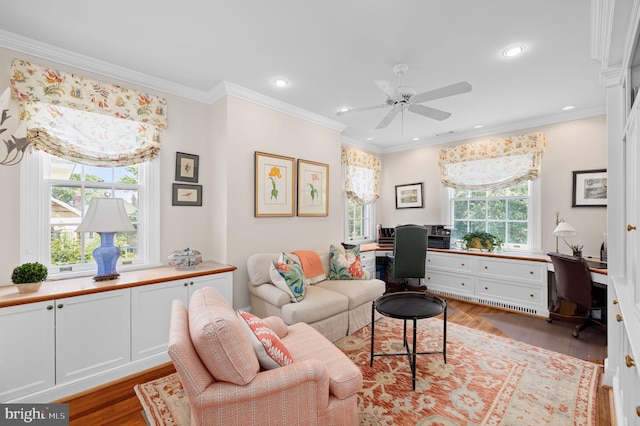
[
  {"left": 297, "top": 159, "right": 329, "bottom": 216},
  {"left": 255, "top": 151, "right": 295, "bottom": 217},
  {"left": 175, "top": 152, "right": 199, "bottom": 183}
]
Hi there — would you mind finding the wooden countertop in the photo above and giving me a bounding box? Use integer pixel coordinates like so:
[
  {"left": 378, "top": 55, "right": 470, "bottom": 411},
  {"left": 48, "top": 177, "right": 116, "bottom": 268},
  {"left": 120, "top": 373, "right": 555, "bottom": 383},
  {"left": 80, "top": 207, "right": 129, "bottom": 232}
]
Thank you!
[
  {"left": 359, "top": 243, "right": 608, "bottom": 275},
  {"left": 0, "top": 261, "right": 236, "bottom": 308}
]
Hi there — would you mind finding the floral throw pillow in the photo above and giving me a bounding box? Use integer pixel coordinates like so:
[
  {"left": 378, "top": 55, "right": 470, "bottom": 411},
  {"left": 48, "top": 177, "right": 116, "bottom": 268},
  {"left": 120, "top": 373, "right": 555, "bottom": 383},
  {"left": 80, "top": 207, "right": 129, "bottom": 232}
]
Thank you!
[
  {"left": 329, "top": 244, "right": 365, "bottom": 280},
  {"left": 237, "top": 311, "right": 294, "bottom": 370},
  {"left": 269, "top": 253, "right": 306, "bottom": 302}
]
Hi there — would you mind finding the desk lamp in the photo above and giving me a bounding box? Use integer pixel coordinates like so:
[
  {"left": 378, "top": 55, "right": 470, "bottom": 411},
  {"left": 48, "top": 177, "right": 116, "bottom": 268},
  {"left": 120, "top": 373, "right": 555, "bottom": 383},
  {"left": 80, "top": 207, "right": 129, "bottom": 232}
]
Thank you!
[
  {"left": 76, "top": 197, "right": 135, "bottom": 281},
  {"left": 553, "top": 212, "right": 577, "bottom": 252}
]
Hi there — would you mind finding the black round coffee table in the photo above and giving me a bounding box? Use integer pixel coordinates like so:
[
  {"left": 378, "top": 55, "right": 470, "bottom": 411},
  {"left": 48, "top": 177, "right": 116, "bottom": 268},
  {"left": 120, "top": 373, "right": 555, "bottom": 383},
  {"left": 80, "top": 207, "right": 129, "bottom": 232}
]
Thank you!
[{"left": 370, "top": 291, "right": 447, "bottom": 390}]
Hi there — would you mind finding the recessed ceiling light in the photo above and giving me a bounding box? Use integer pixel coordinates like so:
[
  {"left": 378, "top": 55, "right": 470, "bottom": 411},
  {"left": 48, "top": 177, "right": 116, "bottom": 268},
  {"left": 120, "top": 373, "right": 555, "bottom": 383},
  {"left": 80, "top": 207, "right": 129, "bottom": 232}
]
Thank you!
[
  {"left": 273, "top": 78, "right": 288, "bottom": 88},
  {"left": 366, "top": 137, "right": 373, "bottom": 141},
  {"left": 474, "top": 124, "right": 484, "bottom": 129},
  {"left": 562, "top": 105, "right": 576, "bottom": 111},
  {"left": 501, "top": 45, "right": 526, "bottom": 57},
  {"left": 412, "top": 137, "right": 420, "bottom": 141}
]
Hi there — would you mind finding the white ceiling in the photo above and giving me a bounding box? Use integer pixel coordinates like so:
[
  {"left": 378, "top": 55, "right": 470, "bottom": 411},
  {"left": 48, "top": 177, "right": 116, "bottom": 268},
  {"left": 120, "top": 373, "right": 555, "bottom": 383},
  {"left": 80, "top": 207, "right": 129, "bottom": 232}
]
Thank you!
[{"left": 0, "top": 0, "right": 605, "bottom": 152}]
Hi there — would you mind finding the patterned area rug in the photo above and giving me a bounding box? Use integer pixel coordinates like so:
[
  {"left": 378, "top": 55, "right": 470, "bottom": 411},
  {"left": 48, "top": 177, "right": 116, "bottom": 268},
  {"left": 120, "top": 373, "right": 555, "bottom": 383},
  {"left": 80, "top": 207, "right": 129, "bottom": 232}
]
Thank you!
[{"left": 135, "top": 316, "right": 601, "bottom": 425}]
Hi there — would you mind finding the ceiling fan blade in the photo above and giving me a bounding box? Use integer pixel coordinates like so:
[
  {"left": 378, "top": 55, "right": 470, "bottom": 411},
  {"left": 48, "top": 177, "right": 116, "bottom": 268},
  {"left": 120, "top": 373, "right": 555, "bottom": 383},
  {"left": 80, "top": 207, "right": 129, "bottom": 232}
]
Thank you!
[
  {"left": 412, "top": 81, "right": 472, "bottom": 104},
  {"left": 375, "top": 80, "right": 399, "bottom": 99},
  {"left": 375, "top": 108, "right": 400, "bottom": 129},
  {"left": 408, "top": 104, "right": 451, "bottom": 121},
  {"left": 336, "top": 103, "right": 388, "bottom": 116}
]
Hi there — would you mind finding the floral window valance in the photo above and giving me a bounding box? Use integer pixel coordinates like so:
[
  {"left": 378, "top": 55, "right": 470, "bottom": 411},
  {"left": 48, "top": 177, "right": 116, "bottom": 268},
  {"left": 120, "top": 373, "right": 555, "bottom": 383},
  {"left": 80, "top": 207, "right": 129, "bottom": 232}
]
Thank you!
[
  {"left": 438, "top": 132, "right": 547, "bottom": 190},
  {"left": 341, "top": 146, "right": 381, "bottom": 205},
  {"left": 9, "top": 59, "right": 167, "bottom": 166}
]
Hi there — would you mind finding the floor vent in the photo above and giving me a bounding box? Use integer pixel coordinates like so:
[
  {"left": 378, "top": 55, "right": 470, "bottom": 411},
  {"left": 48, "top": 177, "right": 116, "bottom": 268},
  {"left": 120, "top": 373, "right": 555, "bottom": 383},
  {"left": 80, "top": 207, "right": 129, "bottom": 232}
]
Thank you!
[{"left": 427, "top": 289, "right": 542, "bottom": 316}]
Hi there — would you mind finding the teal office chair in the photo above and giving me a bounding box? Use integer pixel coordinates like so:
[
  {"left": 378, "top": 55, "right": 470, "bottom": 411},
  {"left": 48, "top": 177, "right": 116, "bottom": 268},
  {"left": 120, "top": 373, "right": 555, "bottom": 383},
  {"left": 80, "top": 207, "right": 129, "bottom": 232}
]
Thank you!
[{"left": 386, "top": 224, "right": 428, "bottom": 292}]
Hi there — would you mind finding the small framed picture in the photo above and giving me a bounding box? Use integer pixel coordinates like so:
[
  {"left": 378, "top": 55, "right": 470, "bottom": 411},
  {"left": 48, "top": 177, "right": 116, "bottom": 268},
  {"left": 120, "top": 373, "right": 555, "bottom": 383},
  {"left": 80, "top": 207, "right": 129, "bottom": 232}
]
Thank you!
[
  {"left": 255, "top": 151, "right": 295, "bottom": 217},
  {"left": 395, "top": 182, "right": 424, "bottom": 209},
  {"left": 175, "top": 152, "right": 199, "bottom": 183},
  {"left": 172, "top": 183, "right": 202, "bottom": 206},
  {"left": 297, "top": 159, "right": 329, "bottom": 216},
  {"left": 572, "top": 169, "right": 607, "bottom": 207}
]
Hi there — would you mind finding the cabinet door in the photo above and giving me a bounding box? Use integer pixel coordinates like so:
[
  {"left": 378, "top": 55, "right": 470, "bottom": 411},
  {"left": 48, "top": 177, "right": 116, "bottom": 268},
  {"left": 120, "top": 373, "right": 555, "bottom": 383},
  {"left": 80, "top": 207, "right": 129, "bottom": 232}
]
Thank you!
[
  {"left": 0, "top": 301, "right": 55, "bottom": 401},
  {"left": 425, "top": 270, "right": 474, "bottom": 296},
  {"left": 360, "top": 251, "right": 376, "bottom": 277},
  {"left": 426, "top": 252, "right": 473, "bottom": 273},
  {"left": 131, "top": 280, "right": 187, "bottom": 361},
  {"left": 55, "top": 289, "right": 131, "bottom": 384},
  {"left": 187, "top": 273, "right": 233, "bottom": 304}
]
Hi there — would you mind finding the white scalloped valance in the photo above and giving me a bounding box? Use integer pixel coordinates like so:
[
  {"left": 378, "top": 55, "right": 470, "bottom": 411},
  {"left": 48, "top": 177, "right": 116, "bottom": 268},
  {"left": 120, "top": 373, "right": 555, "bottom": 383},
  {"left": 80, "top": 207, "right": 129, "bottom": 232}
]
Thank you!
[
  {"left": 341, "top": 146, "right": 381, "bottom": 205},
  {"left": 438, "top": 132, "right": 546, "bottom": 190},
  {"left": 9, "top": 59, "right": 167, "bottom": 166}
]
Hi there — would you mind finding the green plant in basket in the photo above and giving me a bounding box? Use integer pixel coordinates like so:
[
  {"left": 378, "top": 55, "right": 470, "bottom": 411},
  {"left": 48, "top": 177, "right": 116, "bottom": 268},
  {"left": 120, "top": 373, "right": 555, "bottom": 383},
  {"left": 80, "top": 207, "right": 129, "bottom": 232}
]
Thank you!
[
  {"left": 461, "top": 231, "right": 503, "bottom": 252},
  {"left": 11, "top": 262, "right": 48, "bottom": 284}
]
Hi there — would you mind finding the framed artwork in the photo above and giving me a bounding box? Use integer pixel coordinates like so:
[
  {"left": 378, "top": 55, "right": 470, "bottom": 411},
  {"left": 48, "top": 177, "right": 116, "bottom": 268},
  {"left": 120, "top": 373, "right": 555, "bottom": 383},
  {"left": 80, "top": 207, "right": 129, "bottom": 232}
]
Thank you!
[
  {"left": 395, "top": 182, "right": 424, "bottom": 209},
  {"left": 175, "top": 152, "right": 199, "bottom": 182},
  {"left": 255, "top": 151, "right": 295, "bottom": 217},
  {"left": 172, "top": 183, "right": 203, "bottom": 206},
  {"left": 297, "top": 159, "right": 329, "bottom": 216},
  {"left": 572, "top": 169, "right": 607, "bottom": 207}
]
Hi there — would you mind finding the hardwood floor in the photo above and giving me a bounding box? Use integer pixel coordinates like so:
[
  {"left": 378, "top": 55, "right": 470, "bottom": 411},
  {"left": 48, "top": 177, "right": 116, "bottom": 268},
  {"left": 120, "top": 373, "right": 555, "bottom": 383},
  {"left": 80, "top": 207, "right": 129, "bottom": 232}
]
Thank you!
[{"left": 56, "top": 298, "right": 613, "bottom": 425}]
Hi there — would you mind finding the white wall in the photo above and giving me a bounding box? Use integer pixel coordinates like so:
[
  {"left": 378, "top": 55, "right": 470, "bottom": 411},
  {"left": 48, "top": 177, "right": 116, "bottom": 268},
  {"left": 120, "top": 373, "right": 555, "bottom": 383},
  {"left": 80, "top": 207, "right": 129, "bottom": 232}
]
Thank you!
[
  {"left": 223, "top": 96, "right": 344, "bottom": 309},
  {"left": 378, "top": 115, "right": 607, "bottom": 257}
]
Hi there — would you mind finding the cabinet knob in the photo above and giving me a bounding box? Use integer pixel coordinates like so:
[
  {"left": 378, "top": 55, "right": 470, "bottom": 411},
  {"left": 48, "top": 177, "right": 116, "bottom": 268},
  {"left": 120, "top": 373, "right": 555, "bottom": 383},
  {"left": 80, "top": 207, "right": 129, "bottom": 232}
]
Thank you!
[
  {"left": 189, "top": 281, "right": 194, "bottom": 286},
  {"left": 613, "top": 299, "right": 618, "bottom": 305},
  {"left": 485, "top": 286, "right": 489, "bottom": 290},
  {"left": 529, "top": 271, "right": 534, "bottom": 275},
  {"left": 46, "top": 305, "right": 53, "bottom": 310},
  {"left": 57, "top": 304, "right": 64, "bottom": 309},
  {"left": 636, "top": 406, "right": 640, "bottom": 418},
  {"left": 628, "top": 224, "right": 637, "bottom": 232},
  {"left": 484, "top": 266, "right": 488, "bottom": 270},
  {"left": 461, "top": 263, "right": 465, "bottom": 267},
  {"left": 617, "top": 314, "right": 623, "bottom": 322},
  {"left": 530, "top": 294, "right": 534, "bottom": 298},
  {"left": 183, "top": 282, "right": 188, "bottom": 287},
  {"left": 461, "top": 282, "right": 465, "bottom": 286},
  {"left": 626, "top": 355, "right": 636, "bottom": 368}
]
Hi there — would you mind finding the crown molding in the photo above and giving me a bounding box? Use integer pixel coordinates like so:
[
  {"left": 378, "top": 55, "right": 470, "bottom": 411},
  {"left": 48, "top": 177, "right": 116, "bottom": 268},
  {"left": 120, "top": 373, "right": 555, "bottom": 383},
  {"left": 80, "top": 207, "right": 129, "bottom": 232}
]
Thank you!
[
  {"left": 209, "top": 81, "right": 347, "bottom": 132},
  {"left": 0, "top": 30, "right": 346, "bottom": 132},
  {"left": 380, "top": 105, "right": 606, "bottom": 153}
]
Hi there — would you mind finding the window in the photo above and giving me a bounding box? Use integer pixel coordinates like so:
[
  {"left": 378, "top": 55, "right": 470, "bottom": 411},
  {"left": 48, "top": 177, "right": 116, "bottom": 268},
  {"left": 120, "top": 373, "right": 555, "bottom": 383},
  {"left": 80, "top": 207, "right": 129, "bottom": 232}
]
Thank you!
[
  {"left": 446, "top": 180, "right": 541, "bottom": 251},
  {"left": 21, "top": 151, "right": 160, "bottom": 279},
  {"left": 345, "top": 198, "right": 375, "bottom": 243}
]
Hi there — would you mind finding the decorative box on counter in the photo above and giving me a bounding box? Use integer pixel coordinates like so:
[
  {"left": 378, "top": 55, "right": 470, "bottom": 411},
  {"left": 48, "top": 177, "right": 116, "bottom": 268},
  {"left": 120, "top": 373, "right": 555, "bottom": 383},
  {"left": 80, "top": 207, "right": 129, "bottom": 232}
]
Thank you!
[{"left": 168, "top": 248, "right": 202, "bottom": 269}]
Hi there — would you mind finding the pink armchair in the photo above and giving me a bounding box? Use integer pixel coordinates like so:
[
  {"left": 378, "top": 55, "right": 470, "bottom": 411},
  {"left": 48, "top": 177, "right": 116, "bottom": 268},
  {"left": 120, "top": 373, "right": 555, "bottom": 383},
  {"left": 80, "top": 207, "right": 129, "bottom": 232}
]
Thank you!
[{"left": 168, "top": 287, "right": 362, "bottom": 426}]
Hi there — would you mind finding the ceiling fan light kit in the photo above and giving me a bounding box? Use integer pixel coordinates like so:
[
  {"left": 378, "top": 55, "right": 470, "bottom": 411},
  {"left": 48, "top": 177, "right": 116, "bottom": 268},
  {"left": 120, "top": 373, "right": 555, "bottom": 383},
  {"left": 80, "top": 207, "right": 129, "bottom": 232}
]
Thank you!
[{"left": 336, "top": 64, "right": 472, "bottom": 133}]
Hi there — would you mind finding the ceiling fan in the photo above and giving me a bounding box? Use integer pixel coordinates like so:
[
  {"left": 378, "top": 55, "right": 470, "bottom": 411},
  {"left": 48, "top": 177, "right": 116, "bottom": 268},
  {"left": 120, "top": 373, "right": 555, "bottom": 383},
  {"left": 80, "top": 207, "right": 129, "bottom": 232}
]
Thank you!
[{"left": 336, "top": 64, "right": 472, "bottom": 132}]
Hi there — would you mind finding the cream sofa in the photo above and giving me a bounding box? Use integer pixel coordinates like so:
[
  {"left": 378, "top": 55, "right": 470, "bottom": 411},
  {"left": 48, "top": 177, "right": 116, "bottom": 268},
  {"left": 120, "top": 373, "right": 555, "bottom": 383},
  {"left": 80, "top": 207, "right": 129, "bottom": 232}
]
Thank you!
[{"left": 247, "top": 248, "right": 386, "bottom": 342}]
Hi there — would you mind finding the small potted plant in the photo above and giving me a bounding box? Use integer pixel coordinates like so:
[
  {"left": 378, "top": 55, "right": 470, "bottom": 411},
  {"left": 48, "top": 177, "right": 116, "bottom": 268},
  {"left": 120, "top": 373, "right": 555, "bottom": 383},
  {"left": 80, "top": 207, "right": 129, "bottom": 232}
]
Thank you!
[
  {"left": 461, "top": 231, "right": 503, "bottom": 252},
  {"left": 11, "top": 262, "right": 48, "bottom": 294}
]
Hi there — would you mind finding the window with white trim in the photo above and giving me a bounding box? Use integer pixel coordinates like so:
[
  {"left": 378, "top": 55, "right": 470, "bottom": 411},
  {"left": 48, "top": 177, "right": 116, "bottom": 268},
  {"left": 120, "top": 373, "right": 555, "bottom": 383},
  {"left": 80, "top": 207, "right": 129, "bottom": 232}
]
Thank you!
[
  {"left": 445, "top": 180, "right": 541, "bottom": 251},
  {"left": 345, "top": 198, "right": 375, "bottom": 243},
  {"left": 21, "top": 151, "right": 160, "bottom": 279}
]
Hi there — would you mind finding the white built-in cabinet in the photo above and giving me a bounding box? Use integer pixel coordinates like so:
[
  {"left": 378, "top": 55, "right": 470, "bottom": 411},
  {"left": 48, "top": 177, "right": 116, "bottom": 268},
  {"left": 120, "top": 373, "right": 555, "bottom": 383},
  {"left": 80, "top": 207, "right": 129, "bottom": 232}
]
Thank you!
[
  {"left": 425, "top": 251, "right": 549, "bottom": 317},
  {"left": 131, "top": 273, "right": 232, "bottom": 360},
  {"left": 360, "top": 251, "right": 376, "bottom": 278},
  {"left": 601, "top": 1, "right": 640, "bottom": 422},
  {"left": 0, "top": 264, "right": 233, "bottom": 403}
]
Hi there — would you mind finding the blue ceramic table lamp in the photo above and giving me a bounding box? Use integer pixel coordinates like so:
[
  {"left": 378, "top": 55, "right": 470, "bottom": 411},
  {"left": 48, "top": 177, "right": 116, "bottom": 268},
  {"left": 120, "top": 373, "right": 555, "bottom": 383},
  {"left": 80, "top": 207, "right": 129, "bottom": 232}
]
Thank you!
[{"left": 76, "top": 197, "right": 135, "bottom": 281}]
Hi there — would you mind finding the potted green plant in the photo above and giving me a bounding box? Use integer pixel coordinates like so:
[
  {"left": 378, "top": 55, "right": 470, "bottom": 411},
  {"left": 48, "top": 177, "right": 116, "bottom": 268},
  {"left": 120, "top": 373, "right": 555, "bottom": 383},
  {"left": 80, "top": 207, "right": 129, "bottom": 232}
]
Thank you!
[
  {"left": 461, "top": 231, "right": 503, "bottom": 252},
  {"left": 11, "top": 262, "right": 48, "bottom": 294}
]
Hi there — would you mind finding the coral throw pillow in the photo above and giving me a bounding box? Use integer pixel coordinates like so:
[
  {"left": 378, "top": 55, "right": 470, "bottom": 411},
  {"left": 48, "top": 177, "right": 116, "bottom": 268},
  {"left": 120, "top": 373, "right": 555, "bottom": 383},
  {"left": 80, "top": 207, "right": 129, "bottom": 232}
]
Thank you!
[
  {"left": 329, "top": 244, "right": 366, "bottom": 280},
  {"left": 269, "top": 253, "right": 306, "bottom": 302},
  {"left": 237, "top": 311, "right": 294, "bottom": 370}
]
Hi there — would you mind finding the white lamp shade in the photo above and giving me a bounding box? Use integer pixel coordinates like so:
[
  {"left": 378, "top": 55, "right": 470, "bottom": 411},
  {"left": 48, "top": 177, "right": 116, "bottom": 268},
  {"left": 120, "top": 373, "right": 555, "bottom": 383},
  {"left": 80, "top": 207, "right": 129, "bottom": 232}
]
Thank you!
[
  {"left": 552, "top": 221, "right": 577, "bottom": 237},
  {"left": 76, "top": 198, "right": 135, "bottom": 233}
]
